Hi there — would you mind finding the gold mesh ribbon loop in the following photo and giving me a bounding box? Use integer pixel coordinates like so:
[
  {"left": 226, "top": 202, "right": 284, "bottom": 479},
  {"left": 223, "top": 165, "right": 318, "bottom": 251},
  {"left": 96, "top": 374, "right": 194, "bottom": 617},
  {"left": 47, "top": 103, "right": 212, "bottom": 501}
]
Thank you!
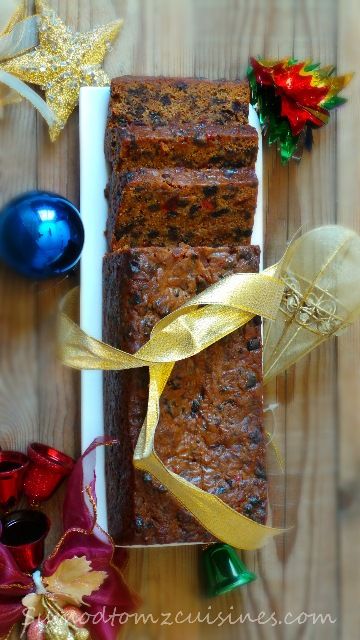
[{"left": 263, "top": 225, "right": 360, "bottom": 382}]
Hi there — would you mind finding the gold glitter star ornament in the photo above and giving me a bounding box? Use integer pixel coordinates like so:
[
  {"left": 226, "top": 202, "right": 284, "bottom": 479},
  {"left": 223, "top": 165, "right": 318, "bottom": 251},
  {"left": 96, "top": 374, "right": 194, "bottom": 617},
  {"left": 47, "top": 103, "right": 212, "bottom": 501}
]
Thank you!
[{"left": 2, "top": 0, "right": 123, "bottom": 140}]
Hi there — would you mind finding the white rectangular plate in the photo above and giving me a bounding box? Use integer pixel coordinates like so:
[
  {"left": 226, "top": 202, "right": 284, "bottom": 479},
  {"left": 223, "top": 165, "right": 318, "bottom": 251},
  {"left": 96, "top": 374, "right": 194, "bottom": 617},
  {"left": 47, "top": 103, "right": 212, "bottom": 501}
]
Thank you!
[{"left": 79, "top": 86, "right": 263, "bottom": 534}]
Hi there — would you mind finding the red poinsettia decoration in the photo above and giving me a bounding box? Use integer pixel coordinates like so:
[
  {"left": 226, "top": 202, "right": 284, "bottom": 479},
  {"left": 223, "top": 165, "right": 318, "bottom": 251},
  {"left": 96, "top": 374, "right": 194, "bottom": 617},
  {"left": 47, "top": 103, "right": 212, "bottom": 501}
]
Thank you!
[{"left": 248, "top": 57, "right": 353, "bottom": 161}]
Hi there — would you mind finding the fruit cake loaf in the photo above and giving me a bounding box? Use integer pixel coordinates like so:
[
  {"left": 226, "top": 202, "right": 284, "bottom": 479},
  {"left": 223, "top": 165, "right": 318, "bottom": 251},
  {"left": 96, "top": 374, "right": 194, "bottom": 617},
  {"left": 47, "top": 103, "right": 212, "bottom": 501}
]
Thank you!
[
  {"left": 106, "top": 123, "right": 258, "bottom": 169},
  {"left": 103, "top": 244, "right": 266, "bottom": 545},
  {"left": 107, "top": 167, "right": 258, "bottom": 251},
  {"left": 106, "top": 76, "right": 250, "bottom": 147}
]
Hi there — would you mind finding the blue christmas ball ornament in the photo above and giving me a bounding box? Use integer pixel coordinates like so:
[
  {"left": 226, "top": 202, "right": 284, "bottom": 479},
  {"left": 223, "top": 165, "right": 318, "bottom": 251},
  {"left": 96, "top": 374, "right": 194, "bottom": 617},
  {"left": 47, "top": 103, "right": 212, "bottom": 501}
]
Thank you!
[{"left": 0, "top": 191, "right": 84, "bottom": 279}]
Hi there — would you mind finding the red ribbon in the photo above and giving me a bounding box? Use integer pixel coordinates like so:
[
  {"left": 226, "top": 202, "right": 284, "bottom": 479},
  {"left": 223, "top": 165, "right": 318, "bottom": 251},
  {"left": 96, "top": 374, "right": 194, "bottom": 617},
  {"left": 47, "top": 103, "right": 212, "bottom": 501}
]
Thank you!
[{"left": 0, "top": 438, "right": 138, "bottom": 640}]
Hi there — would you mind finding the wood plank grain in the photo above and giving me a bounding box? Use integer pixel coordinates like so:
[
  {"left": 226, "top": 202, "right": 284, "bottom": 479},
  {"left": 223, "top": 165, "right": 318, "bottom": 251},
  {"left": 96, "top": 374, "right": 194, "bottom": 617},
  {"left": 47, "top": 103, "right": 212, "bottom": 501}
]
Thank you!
[
  {"left": 0, "top": 93, "right": 39, "bottom": 640},
  {"left": 0, "top": 99, "right": 38, "bottom": 451},
  {"left": 244, "top": 2, "right": 298, "bottom": 637},
  {"left": 280, "top": 1, "right": 339, "bottom": 637},
  {"left": 336, "top": 0, "right": 360, "bottom": 638}
]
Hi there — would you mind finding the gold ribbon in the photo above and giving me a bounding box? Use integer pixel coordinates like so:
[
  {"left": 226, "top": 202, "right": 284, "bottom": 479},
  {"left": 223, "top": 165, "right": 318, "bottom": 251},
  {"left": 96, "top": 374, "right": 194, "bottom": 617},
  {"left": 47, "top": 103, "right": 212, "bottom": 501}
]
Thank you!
[
  {"left": 58, "top": 226, "right": 360, "bottom": 550},
  {"left": 60, "top": 271, "right": 284, "bottom": 550},
  {"left": 0, "top": 0, "right": 56, "bottom": 126}
]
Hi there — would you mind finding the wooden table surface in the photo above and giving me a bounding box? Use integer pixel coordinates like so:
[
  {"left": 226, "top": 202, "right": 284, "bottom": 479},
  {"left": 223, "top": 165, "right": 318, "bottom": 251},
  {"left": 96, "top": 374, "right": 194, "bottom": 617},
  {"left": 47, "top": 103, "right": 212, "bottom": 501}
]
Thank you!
[{"left": 1, "top": 1, "right": 359, "bottom": 638}]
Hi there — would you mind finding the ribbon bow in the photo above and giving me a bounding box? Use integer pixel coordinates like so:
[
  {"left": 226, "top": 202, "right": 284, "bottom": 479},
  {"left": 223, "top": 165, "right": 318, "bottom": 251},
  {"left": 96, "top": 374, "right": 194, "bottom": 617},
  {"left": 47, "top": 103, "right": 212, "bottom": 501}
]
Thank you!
[{"left": 0, "top": 439, "right": 138, "bottom": 640}]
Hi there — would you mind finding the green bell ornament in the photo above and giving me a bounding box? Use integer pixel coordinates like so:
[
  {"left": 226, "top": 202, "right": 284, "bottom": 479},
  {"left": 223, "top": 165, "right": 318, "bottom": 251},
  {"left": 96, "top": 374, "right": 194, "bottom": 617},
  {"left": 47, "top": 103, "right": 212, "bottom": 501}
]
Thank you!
[{"left": 200, "top": 543, "right": 257, "bottom": 597}]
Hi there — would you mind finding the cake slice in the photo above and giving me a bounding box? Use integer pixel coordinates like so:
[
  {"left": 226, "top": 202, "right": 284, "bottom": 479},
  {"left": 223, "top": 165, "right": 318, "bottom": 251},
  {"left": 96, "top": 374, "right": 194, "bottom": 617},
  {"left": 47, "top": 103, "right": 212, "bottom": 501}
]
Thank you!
[
  {"left": 107, "top": 167, "right": 258, "bottom": 251},
  {"left": 106, "top": 123, "right": 258, "bottom": 169},
  {"left": 106, "top": 77, "right": 250, "bottom": 145},
  {"left": 103, "top": 244, "right": 266, "bottom": 545}
]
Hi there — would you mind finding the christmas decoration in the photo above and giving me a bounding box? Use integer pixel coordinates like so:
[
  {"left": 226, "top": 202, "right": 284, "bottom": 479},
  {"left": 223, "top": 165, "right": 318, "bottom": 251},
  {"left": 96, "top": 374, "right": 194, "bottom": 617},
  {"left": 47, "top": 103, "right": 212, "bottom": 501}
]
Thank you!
[
  {"left": 27, "top": 618, "right": 46, "bottom": 640},
  {"left": 0, "top": 2, "right": 36, "bottom": 110},
  {"left": 0, "top": 450, "right": 29, "bottom": 511},
  {"left": 263, "top": 226, "right": 360, "bottom": 381},
  {"left": 247, "top": 57, "right": 353, "bottom": 162},
  {"left": 25, "top": 556, "right": 107, "bottom": 614},
  {"left": 24, "top": 443, "right": 75, "bottom": 505},
  {"left": 59, "top": 225, "right": 360, "bottom": 550},
  {"left": 0, "top": 439, "right": 138, "bottom": 640},
  {"left": 1, "top": 0, "right": 123, "bottom": 140},
  {"left": 0, "top": 0, "right": 28, "bottom": 110},
  {"left": 0, "top": 0, "right": 58, "bottom": 128},
  {"left": 0, "top": 190, "right": 84, "bottom": 279},
  {"left": 200, "top": 543, "right": 256, "bottom": 597},
  {"left": 62, "top": 606, "right": 87, "bottom": 628},
  {"left": 0, "top": 509, "right": 50, "bottom": 572}
]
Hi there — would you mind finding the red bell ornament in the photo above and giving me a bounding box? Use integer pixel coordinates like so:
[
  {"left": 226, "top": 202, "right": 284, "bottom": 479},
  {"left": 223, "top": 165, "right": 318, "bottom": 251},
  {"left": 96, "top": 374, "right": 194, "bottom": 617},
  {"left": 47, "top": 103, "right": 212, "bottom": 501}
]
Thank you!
[
  {"left": 24, "top": 443, "right": 75, "bottom": 505},
  {"left": 0, "top": 509, "right": 50, "bottom": 573},
  {"left": 0, "top": 451, "right": 29, "bottom": 511}
]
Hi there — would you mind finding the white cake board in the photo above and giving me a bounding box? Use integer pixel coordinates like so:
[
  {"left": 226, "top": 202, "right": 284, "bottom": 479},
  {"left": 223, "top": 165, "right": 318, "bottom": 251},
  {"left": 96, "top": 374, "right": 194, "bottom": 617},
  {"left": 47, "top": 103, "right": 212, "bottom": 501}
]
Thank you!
[{"left": 79, "top": 86, "right": 263, "bottom": 537}]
